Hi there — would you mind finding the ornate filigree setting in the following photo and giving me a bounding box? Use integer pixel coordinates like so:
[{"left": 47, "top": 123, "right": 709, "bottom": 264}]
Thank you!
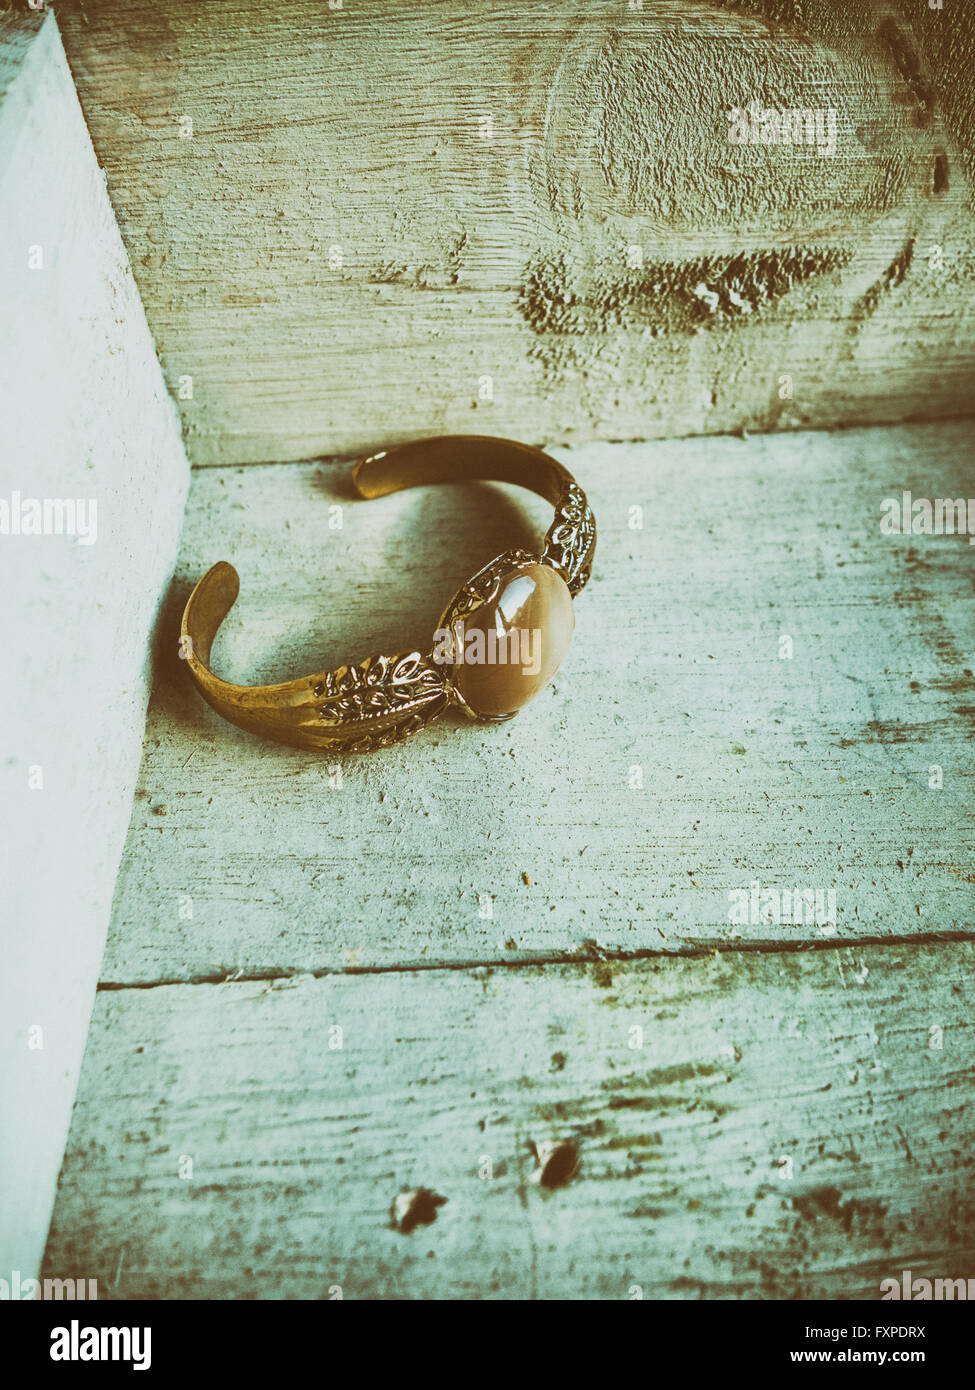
[
  {"left": 315, "top": 651, "right": 448, "bottom": 747},
  {"left": 436, "top": 549, "right": 537, "bottom": 631},
  {"left": 543, "top": 481, "right": 596, "bottom": 596},
  {"left": 315, "top": 703, "right": 447, "bottom": 755}
]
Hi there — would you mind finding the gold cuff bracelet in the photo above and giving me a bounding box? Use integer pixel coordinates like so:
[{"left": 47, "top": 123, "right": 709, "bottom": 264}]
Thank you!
[{"left": 180, "top": 435, "right": 596, "bottom": 753}]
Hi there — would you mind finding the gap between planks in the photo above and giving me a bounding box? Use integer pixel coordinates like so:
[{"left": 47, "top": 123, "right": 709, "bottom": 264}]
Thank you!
[{"left": 96, "top": 929, "right": 975, "bottom": 992}]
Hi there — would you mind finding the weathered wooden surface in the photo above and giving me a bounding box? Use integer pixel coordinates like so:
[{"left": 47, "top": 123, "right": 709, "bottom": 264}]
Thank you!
[
  {"left": 44, "top": 940, "right": 975, "bottom": 1299},
  {"left": 41, "top": 425, "right": 975, "bottom": 1298},
  {"left": 56, "top": 0, "right": 975, "bottom": 465},
  {"left": 98, "top": 423, "right": 975, "bottom": 984}
]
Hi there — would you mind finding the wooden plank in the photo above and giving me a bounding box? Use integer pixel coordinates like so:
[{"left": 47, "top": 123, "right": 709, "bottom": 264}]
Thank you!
[
  {"left": 56, "top": 0, "right": 975, "bottom": 465},
  {"left": 43, "top": 940, "right": 975, "bottom": 1299},
  {"left": 101, "top": 423, "right": 975, "bottom": 984}
]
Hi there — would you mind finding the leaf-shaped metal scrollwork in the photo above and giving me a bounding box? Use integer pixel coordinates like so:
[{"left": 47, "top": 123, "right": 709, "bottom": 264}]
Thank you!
[
  {"left": 316, "top": 651, "right": 447, "bottom": 733},
  {"left": 543, "top": 482, "right": 596, "bottom": 596}
]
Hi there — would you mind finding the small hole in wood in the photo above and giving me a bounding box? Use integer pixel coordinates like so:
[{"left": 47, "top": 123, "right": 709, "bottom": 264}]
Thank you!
[{"left": 933, "top": 154, "right": 949, "bottom": 195}]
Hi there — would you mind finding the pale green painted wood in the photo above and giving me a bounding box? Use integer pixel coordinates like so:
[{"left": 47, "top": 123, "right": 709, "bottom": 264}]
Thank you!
[
  {"left": 44, "top": 940, "right": 975, "bottom": 1299},
  {"left": 42, "top": 426, "right": 975, "bottom": 1298},
  {"left": 101, "top": 423, "right": 975, "bottom": 984}
]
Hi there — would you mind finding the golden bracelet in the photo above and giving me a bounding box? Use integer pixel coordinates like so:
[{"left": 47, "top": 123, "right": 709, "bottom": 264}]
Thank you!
[{"left": 180, "top": 435, "right": 596, "bottom": 753}]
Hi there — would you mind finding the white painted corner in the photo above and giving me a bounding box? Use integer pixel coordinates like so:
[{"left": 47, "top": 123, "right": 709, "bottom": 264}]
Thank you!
[{"left": 0, "top": 10, "right": 190, "bottom": 1280}]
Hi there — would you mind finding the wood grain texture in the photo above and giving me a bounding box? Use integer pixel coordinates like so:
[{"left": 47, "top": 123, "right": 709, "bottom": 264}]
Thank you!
[
  {"left": 55, "top": 0, "right": 975, "bottom": 465},
  {"left": 43, "top": 940, "right": 975, "bottom": 1299},
  {"left": 100, "top": 424, "right": 975, "bottom": 984}
]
